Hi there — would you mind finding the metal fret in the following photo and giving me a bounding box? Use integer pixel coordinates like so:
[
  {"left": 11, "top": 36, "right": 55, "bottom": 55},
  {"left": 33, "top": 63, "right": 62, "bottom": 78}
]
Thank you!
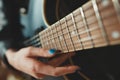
[
  {"left": 58, "top": 21, "right": 69, "bottom": 53},
  {"left": 97, "top": 0, "right": 120, "bottom": 45},
  {"left": 39, "top": 32, "right": 43, "bottom": 48},
  {"left": 42, "top": 30, "right": 47, "bottom": 48},
  {"left": 92, "top": 0, "right": 109, "bottom": 45},
  {"left": 63, "top": 17, "right": 75, "bottom": 52},
  {"left": 42, "top": 30, "right": 48, "bottom": 49},
  {"left": 80, "top": 7, "right": 94, "bottom": 48},
  {"left": 54, "top": 23, "right": 63, "bottom": 51},
  {"left": 112, "top": 0, "right": 120, "bottom": 22},
  {"left": 46, "top": 29, "right": 53, "bottom": 49},
  {"left": 70, "top": 13, "right": 83, "bottom": 50},
  {"left": 50, "top": 25, "right": 57, "bottom": 49}
]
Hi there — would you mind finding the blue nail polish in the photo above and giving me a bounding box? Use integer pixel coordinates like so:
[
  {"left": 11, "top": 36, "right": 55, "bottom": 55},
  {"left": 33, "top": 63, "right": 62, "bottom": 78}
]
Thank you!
[{"left": 48, "top": 49, "right": 56, "bottom": 54}]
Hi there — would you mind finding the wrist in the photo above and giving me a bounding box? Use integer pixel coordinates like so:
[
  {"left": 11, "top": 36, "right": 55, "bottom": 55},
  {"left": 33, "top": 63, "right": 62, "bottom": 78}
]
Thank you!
[
  {"left": 5, "top": 49, "right": 16, "bottom": 67},
  {"left": 4, "top": 49, "right": 17, "bottom": 70}
]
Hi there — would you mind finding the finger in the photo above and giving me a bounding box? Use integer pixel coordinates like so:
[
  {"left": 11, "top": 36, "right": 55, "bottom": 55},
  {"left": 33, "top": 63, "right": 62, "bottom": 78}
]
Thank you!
[
  {"left": 25, "top": 47, "right": 57, "bottom": 57},
  {"left": 52, "top": 66, "right": 79, "bottom": 76},
  {"left": 34, "top": 61, "right": 79, "bottom": 76},
  {"left": 48, "top": 52, "right": 75, "bottom": 66},
  {"left": 33, "top": 73, "right": 45, "bottom": 79}
]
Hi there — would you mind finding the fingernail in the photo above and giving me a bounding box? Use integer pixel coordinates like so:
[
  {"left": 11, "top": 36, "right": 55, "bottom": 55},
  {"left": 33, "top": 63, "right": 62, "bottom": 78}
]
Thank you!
[{"left": 48, "top": 49, "right": 56, "bottom": 55}]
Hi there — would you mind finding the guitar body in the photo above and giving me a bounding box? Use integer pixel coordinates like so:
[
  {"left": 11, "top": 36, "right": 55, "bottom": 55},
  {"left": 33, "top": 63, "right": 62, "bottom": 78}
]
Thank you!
[{"left": 23, "top": 0, "right": 120, "bottom": 80}]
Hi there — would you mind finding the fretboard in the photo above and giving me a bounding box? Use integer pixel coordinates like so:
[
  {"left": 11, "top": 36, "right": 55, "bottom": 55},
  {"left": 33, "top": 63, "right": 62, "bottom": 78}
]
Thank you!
[{"left": 24, "top": 0, "right": 120, "bottom": 53}]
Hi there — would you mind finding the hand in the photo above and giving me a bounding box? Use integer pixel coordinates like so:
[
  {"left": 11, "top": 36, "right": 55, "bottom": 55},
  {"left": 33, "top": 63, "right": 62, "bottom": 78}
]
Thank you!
[{"left": 5, "top": 47, "right": 79, "bottom": 79}]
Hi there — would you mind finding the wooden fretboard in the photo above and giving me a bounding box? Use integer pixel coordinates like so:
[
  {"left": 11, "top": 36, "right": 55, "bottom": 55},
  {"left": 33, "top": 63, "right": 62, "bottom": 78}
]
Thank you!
[{"left": 24, "top": 0, "right": 120, "bottom": 53}]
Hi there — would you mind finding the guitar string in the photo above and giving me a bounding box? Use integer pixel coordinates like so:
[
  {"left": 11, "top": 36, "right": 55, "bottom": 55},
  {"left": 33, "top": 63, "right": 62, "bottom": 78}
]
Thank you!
[
  {"left": 26, "top": 11, "right": 115, "bottom": 48},
  {"left": 92, "top": 0, "right": 109, "bottom": 45},
  {"left": 54, "top": 23, "right": 64, "bottom": 51},
  {"left": 58, "top": 20, "right": 69, "bottom": 52},
  {"left": 64, "top": 17, "right": 76, "bottom": 51},
  {"left": 51, "top": 24, "right": 63, "bottom": 51},
  {"left": 25, "top": 0, "right": 116, "bottom": 49},
  {"left": 26, "top": 18, "right": 114, "bottom": 49},
  {"left": 27, "top": 11, "right": 115, "bottom": 47},
  {"left": 71, "top": 13, "right": 83, "bottom": 50}
]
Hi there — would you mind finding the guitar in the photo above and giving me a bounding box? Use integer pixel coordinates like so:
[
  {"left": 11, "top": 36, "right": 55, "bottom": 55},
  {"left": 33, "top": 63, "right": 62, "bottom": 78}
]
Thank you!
[{"left": 23, "top": 0, "right": 120, "bottom": 80}]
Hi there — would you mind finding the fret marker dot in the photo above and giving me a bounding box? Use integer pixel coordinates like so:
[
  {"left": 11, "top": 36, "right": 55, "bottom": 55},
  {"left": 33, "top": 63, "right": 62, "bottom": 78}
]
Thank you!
[
  {"left": 59, "top": 36, "right": 62, "bottom": 40},
  {"left": 71, "top": 31, "right": 75, "bottom": 35},
  {"left": 112, "top": 31, "right": 120, "bottom": 39},
  {"left": 52, "top": 40, "right": 54, "bottom": 42},
  {"left": 46, "top": 42, "right": 48, "bottom": 45},
  {"left": 102, "top": 0, "right": 109, "bottom": 7}
]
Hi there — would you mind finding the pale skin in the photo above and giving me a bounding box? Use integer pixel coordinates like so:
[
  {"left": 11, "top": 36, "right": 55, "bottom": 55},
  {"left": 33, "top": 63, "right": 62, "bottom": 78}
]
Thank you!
[{"left": 5, "top": 46, "right": 79, "bottom": 79}]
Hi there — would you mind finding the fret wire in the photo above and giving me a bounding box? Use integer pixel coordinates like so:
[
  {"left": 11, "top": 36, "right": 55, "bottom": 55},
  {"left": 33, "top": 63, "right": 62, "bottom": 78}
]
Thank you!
[
  {"left": 112, "top": 0, "right": 120, "bottom": 22},
  {"left": 48, "top": 28, "right": 53, "bottom": 48},
  {"left": 54, "top": 25, "right": 63, "bottom": 50},
  {"left": 48, "top": 28, "right": 55, "bottom": 49},
  {"left": 49, "top": 28, "right": 55, "bottom": 49},
  {"left": 78, "top": 26, "right": 98, "bottom": 35},
  {"left": 54, "top": 23, "right": 63, "bottom": 51},
  {"left": 58, "top": 21, "right": 69, "bottom": 52},
  {"left": 39, "top": 32, "right": 43, "bottom": 48},
  {"left": 71, "top": 13, "right": 84, "bottom": 49},
  {"left": 64, "top": 17, "right": 76, "bottom": 51},
  {"left": 50, "top": 26, "right": 99, "bottom": 39},
  {"left": 50, "top": 26, "right": 57, "bottom": 49},
  {"left": 62, "top": 25, "right": 98, "bottom": 36},
  {"left": 92, "top": 0, "right": 109, "bottom": 45},
  {"left": 80, "top": 7, "right": 94, "bottom": 48},
  {"left": 42, "top": 30, "right": 47, "bottom": 48},
  {"left": 32, "top": 25, "right": 99, "bottom": 47},
  {"left": 63, "top": 34, "right": 101, "bottom": 43},
  {"left": 69, "top": 7, "right": 113, "bottom": 28},
  {"left": 46, "top": 30, "right": 51, "bottom": 49}
]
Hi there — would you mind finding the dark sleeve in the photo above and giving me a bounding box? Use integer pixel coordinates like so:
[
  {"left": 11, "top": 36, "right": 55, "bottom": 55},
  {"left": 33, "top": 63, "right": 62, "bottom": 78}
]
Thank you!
[{"left": 0, "top": 0, "right": 24, "bottom": 68}]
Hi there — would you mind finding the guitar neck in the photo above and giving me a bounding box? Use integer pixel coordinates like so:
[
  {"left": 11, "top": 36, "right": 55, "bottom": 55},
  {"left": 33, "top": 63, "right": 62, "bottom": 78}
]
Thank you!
[{"left": 25, "top": 0, "right": 120, "bottom": 53}]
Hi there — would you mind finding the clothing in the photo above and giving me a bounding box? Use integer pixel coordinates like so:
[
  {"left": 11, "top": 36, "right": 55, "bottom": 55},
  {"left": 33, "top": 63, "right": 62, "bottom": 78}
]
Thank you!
[{"left": 0, "top": 0, "right": 24, "bottom": 60}]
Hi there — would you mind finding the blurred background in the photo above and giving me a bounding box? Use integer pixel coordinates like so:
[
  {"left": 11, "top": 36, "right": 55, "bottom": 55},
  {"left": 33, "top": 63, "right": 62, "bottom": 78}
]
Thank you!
[{"left": 0, "top": 0, "right": 29, "bottom": 80}]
